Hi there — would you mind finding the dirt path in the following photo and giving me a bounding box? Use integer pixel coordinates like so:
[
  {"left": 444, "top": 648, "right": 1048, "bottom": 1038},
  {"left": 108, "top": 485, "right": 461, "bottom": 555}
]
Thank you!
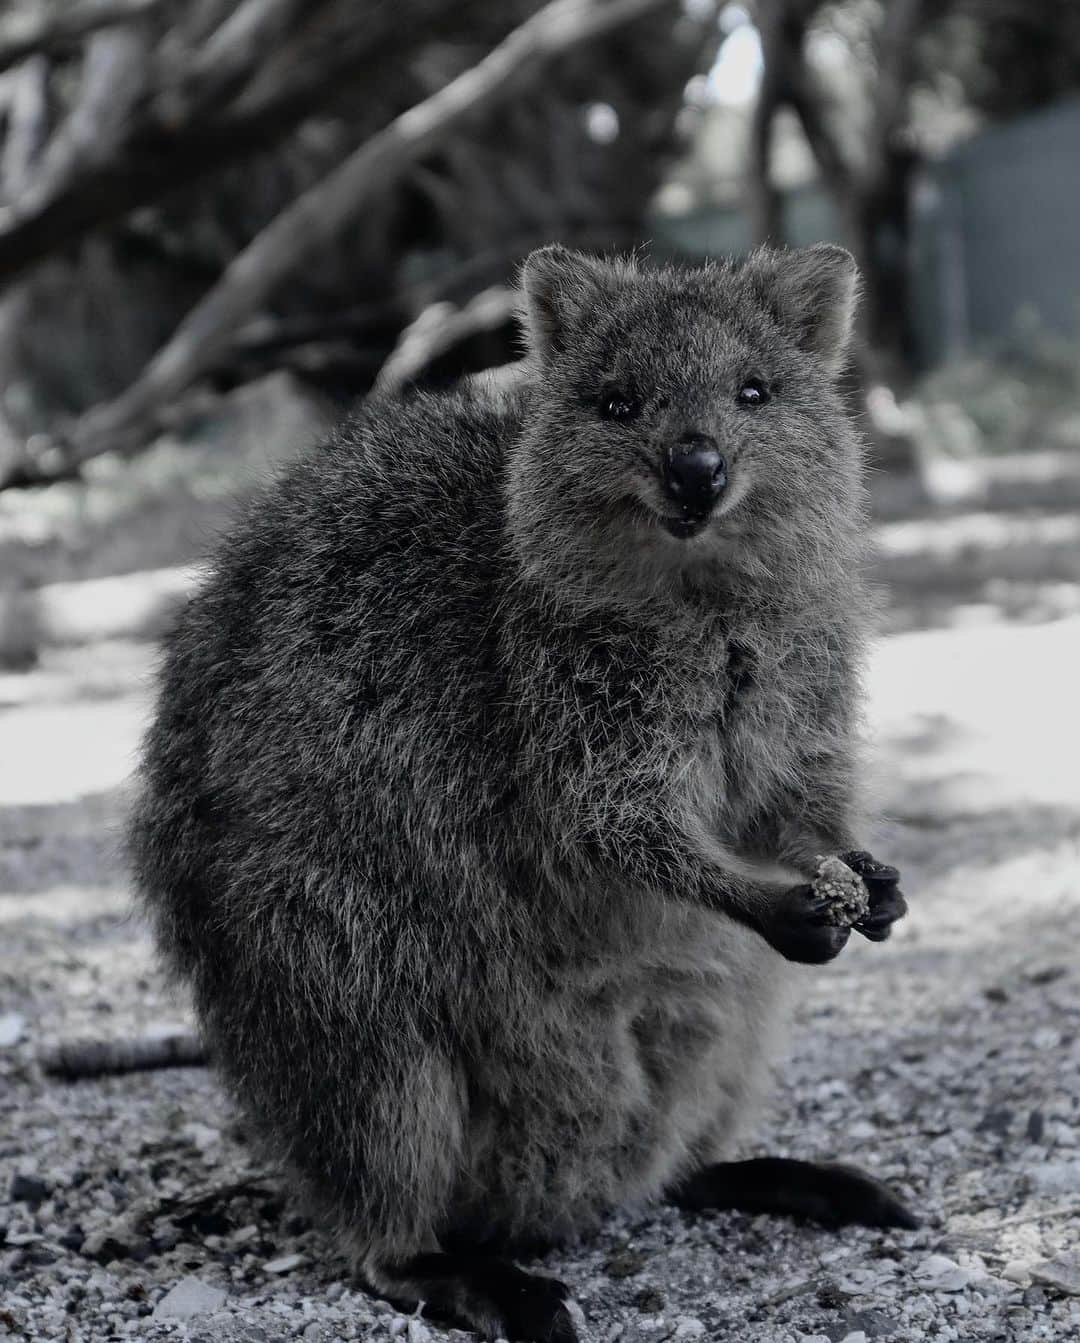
[{"left": 2, "top": 594, "right": 1078, "bottom": 1340}]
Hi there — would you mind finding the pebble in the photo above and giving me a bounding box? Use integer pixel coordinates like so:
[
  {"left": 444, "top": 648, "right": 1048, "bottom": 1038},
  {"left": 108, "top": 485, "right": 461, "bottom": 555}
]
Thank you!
[
  {"left": 0, "top": 1012, "right": 25, "bottom": 1047},
  {"left": 1001, "top": 1260, "right": 1033, "bottom": 1286},
  {"left": 1031, "top": 1255, "right": 1080, "bottom": 1296},
  {"left": 912, "top": 1255, "right": 973, "bottom": 1292},
  {"left": 182, "top": 1121, "right": 221, "bottom": 1150},
  {"left": 80, "top": 1226, "right": 147, "bottom": 1264},
  {"left": 605, "top": 1249, "right": 649, "bottom": 1278},
  {"left": 1026, "top": 1159, "right": 1080, "bottom": 1194},
  {"left": 263, "top": 1252, "right": 305, "bottom": 1274},
  {"left": 9, "top": 1172, "right": 50, "bottom": 1207},
  {"left": 152, "top": 1276, "right": 228, "bottom": 1319}
]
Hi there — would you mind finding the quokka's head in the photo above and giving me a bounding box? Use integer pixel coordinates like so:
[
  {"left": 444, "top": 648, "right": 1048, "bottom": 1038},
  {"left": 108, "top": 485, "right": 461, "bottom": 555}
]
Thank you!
[{"left": 507, "top": 243, "right": 867, "bottom": 606}]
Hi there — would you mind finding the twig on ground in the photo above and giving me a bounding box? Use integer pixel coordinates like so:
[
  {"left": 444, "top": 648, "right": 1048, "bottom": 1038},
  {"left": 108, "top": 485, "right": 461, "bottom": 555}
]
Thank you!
[
  {"left": 41, "top": 1031, "right": 207, "bottom": 1080},
  {"left": 983, "top": 1203, "right": 1080, "bottom": 1231}
]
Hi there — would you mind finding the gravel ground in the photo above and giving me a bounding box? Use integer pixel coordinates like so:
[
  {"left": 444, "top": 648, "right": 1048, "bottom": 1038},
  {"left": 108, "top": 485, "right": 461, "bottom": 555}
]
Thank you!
[{"left": 2, "top": 519, "right": 1079, "bottom": 1342}]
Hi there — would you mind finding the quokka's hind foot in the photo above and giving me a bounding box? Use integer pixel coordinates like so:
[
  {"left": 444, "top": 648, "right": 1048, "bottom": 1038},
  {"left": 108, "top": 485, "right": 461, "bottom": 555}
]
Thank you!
[
  {"left": 369, "top": 1251, "right": 579, "bottom": 1342},
  {"left": 668, "top": 1156, "right": 919, "bottom": 1230}
]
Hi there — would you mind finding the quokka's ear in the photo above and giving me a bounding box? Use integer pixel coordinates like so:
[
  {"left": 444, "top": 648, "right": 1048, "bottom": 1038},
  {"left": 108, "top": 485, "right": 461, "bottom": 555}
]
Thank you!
[
  {"left": 519, "top": 245, "right": 635, "bottom": 361},
  {"left": 750, "top": 244, "right": 859, "bottom": 377}
]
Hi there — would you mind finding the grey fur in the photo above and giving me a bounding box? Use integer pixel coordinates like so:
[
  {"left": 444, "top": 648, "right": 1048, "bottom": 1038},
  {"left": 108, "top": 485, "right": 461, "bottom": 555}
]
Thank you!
[{"left": 130, "top": 244, "right": 883, "bottom": 1335}]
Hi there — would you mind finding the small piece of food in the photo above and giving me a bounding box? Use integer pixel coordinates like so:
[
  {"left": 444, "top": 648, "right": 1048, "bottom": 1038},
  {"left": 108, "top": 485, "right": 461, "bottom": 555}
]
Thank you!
[{"left": 813, "top": 854, "right": 870, "bottom": 926}]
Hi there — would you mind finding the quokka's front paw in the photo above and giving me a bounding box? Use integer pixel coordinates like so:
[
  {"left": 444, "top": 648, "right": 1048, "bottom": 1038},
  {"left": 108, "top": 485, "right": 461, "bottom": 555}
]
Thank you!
[
  {"left": 839, "top": 850, "right": 908, "bottom": 942},
  {"left": 764, "top": 884, "right": 853, "bottom": 964}
]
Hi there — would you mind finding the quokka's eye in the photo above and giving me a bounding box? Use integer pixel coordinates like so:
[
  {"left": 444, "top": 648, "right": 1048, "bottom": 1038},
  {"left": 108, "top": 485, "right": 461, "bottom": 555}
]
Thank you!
[
  {"left": 737, "top": 378, "right": 770, "bottom": 408},
  {"left": 599, "top": 391, "right": 642, "bottom": 423}
]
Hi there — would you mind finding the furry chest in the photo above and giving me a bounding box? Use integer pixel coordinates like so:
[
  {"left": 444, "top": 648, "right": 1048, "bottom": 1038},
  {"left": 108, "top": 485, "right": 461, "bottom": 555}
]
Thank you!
[{"left": 687, "top": 681, "right": 802, "bottom": 836}]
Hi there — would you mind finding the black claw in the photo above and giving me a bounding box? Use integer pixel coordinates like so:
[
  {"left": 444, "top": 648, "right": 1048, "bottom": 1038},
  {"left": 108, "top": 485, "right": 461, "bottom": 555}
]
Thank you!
[
  {"left": 380, "top": 1255, "right": 576, "bottom": 1343},
  {"left": 855, "top": 888, "right": 908, "bottom": 941},
  {"left": 840, "top": 850, "right": 901, "bottom": 886},
  {"left": 837, "top": 850, "right": 908, "bottom": 943}
]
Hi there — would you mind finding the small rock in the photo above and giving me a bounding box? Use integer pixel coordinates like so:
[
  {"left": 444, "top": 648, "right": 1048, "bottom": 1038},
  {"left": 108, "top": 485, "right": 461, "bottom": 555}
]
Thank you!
[
  {"left": 1027, "top": 1160, "right": 1080, "bottom": 1195},
  {"left": 913, "top": 1254, "right": 972, "bottom": 1292},
  {"left": 976, "top": 1107, "right": 1014, "bottom": 1137},
  {"left": 836, "top": 1264, "right": 897, "bottom": 1295},
  {"left": 0, "top": 1013, "right": 24, "bottom": 1047},
  {"left": 80, "top": 1224, "right": 148, "bottom": 1264},
  {"left": 1001, "top": 1260, "right": 1033, "bottom": 1286},
  {"left": 407, "top": 1320, "right": 433, "bottom": 1343},
  {"left": 1027, "top": 1110, "right": 1046, "bottom": 1143},
  {"left": 673, "top": 1320, "right": 705, "bottom": 1339},
  {"left": 840, "top": 1308, "right": 896, "bottom": 1339},
  {"left": 604, "top": 1249, "right": 649, "bottom": 1278},
  {"left": 1031, "top": 1255, "right": 1080, "bottom": 1296},
  {"left": 9, "top": 1173, "right": 49, "bottom": 1208},
  {"left": 263, "top": 1252, "right": 305, "bottom": 1274},
  {"left": 152, "top": 1221, "right": 181, "bottom": 1252},
  {"left": 152, "top": 1276, "right": 227, "bottom": 1319},
  {"left": 816, "top": 1280, "right": 846, "bottom": 1310},
  {"left": 1026, "top": 965, "right": 1067, "bottom": 986},
  {"left": 182, "top": 1121, "right": 221, "bottom": 1150},
  {"left": 634, "top": 1288, "right": 665, "bottom": 1314}
]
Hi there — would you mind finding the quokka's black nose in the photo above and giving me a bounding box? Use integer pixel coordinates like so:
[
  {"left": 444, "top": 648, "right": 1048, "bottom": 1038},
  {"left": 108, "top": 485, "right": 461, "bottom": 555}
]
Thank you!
[{"left": 662, "top": 433, "right": 727, "bottom": 518}]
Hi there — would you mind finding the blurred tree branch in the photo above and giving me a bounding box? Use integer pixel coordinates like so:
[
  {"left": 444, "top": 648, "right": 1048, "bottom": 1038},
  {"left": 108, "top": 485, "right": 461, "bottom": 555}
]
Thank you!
[
  {"left": 0, "top": 0, "right": 683, "bottom": 487},
  {"left": 373, "top": 286, "right": 520, "bottom": 397},
  {"left": 0, "top": 2, "right": 452, "bottom": 284},
  {"left": 746, "top": 0, "right": 936, "bottom": 479},
  {"left": 0, "top": 53, "right": 48, "bottom": 199},
  {"left": 749, "top": 0, "right": 933, "bottom": 378},
  {"left": 0, "top": 0, "right": 166, "bottom": 77}
]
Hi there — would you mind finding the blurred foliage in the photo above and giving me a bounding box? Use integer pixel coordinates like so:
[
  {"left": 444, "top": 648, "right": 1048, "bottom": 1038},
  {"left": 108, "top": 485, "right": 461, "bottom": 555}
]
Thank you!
[
  {"left": 914, "top": 316, "right": 1080, "bottom": 458},
  {"left": 933, "top": 0, "right": 1080, "bottom": 122},
  {"left": 801, "top": 0, "right": 1080, "bottom": 158}
]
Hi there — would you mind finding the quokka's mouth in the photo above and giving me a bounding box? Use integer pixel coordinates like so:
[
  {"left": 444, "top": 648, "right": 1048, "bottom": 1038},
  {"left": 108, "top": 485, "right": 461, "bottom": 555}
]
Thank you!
[{"left": 660, "top": 514, "right": 710, "bottom": 540}]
